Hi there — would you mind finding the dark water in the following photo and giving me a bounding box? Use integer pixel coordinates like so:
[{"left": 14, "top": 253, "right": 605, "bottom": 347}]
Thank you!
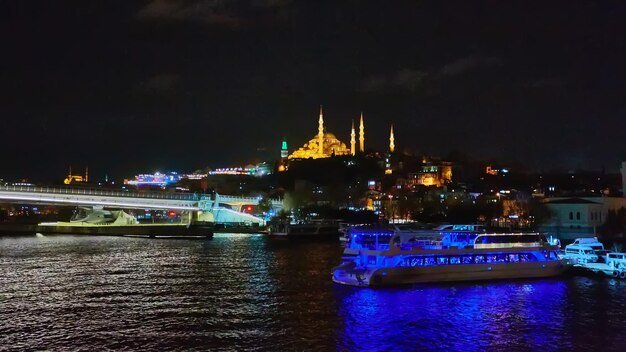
[{"left": 1, "top": 234, "right": 625, "bottom": 351}]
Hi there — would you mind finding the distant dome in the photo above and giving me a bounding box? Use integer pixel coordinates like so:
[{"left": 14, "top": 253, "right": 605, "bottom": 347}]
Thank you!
[{"left": 287, "top": 109, "right": 352, "bottom": 160}]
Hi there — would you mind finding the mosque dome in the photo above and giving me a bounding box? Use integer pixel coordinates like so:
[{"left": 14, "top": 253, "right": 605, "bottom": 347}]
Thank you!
[{"left": 288, "top": 107, "right": 354, "bottom": 160}]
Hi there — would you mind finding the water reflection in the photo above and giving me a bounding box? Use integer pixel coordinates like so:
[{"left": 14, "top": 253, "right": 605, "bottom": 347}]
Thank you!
[
  {"left": 335, "top": 280, "right": 570, "bottom": 350},
  {"left": 2, "top": 236, "right": 626, "bottom": 351}
]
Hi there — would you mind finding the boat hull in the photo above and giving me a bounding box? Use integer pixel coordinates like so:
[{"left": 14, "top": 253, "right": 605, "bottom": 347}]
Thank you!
[
  {"left": 332, "top": 260, "right": 570, "bottom": 287},
  {"left": 268, "top": 224, "right": 341, "bottom": 240},
  {"left": 31, "top": 222, "right": 214, "bottom": 239}
]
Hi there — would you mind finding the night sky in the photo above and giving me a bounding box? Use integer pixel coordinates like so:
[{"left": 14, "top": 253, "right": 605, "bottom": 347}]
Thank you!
[{"left": 2, "top": 0, "right": 625, "bottom": 181}]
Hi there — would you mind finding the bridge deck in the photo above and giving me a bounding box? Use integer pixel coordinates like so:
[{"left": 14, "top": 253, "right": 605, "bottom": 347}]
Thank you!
[{"left": 0, "top": 185, "right": 282, "bottom": 209}]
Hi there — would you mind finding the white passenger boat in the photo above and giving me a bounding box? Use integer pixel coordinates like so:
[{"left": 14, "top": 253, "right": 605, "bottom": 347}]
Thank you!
[{"left": 331, "top": 228, "right": 569, "bottom": 287}]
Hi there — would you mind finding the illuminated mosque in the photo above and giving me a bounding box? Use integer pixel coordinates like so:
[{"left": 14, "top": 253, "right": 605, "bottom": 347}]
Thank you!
[
  {"left": 64, "top": 166, "right": 89, "bottom": 184},
  {"left": 288, "top": 106, "right": 378, "bottom": 160}
]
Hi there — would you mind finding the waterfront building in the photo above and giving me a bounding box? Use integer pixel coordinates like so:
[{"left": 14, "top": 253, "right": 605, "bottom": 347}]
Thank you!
[
  {"left": 125, "top": 172, "right": 181, "bottom": 186},
  {"left": 541, "top": 196, "right": 626, "bottom": 239},
  {"left": 208, "top": 167, "right": 265, "bottom": 176}
]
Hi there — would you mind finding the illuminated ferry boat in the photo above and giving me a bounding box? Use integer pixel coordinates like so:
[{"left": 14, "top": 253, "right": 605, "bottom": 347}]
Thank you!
[{"left": 331, "top": 228, "right": 569, "bottom": 286}]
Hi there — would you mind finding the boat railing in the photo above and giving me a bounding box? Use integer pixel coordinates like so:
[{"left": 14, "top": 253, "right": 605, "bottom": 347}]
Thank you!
[{"left": 398, "top": 240, "right": 443, "bottom": 251}]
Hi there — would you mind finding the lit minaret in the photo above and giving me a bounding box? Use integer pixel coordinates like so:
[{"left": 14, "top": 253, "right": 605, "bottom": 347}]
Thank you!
[
  {"left": 317, "top": 105, "right": 324, "bottom": 156},
  {"left": 280, "top": 138, "right": 288, "bottom": 159},
  {"left": 350, "top": 120, "right": 356, "bottom": 156},
  {"left": 359, "top": 112, "right": 365, "bottom": 152},
  {"left": 389, "top": 124, "right": 395, "bottom": 153}
]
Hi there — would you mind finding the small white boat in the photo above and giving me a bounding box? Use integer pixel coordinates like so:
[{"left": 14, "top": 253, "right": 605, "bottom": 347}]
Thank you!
[
  {"left": 575, "top": 252, "right": 626, "bottom": 279},
  {"left": 561, "top": 237, "right": 605, "bottom": 264},
  {"left": 606, "top": 252, "right": 626, "bottom": 278}
]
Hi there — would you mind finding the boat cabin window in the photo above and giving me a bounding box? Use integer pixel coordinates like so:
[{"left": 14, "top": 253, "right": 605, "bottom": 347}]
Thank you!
[
  {"left": 350, "top": 231, "right": 394, "bottom": 250},
  {"left": 451, "top": 225, "right": 484, "bottom": 232},
  {"left": 544, "top": 250, "right": 559, "bottom": 260},
  {"left": 441, "top": 233, "right": 478, "bottom": 244},
  {"left": 475, "top": 234, "right": 546, "bottom": 244},
  {"left": 399, "top": 252, "right": 543, "bottom": 267},
  {"left": 519, "top": 254, "right": 537, "bottom": 262}
]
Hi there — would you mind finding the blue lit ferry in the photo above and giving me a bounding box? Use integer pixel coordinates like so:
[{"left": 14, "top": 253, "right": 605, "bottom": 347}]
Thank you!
[{"left": 331, "top": 227, "right": 569, "bottom": 286}]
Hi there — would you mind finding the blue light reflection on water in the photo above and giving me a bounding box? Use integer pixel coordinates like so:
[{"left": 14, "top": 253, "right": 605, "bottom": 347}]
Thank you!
[
  {"left": 2, "top": 235, "right": 626, "bottom": 351},
  {"left": 334, "top": 280, "right": 579, "bottom": 351}
]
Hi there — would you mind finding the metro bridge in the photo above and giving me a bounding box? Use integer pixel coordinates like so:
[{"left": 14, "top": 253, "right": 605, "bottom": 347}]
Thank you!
[{"left": 0, "top": 185, "right": 283, "bottom": 224}]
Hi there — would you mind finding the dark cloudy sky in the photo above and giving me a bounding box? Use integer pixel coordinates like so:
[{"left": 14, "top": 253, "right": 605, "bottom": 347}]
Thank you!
[{"left": 1, "top": 0, "right": 625, "bottom": 181}]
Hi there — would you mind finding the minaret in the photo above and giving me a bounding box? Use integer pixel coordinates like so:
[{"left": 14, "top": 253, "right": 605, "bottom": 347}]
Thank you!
[
  {"left": 317, "top": 105, "right": 324, "bottom": 156},
  {"left": 389, "top": 124, "right": 395, "bottom": 153},
  {"left": 350, "top": 120, "right": 356, "bottom": 156},
  {"left": 85, "top": 166, "right": 89, "bottom": 183},
  {"left": 359, "top": 112, "right": 365, "bottom": 153},
  {"left": 279, "top": 138, "right": 289, "bottom": 172},
  {"left": 280, "top": 138, "right": 288, "bottom": 159}
]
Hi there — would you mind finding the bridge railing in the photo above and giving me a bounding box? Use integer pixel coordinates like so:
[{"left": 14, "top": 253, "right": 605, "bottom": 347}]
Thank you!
[
  {"left": 0, "top": 185, "right": 283, "bottom": 205},
  {"left": 219, "top": 195, "right": 283, "bottom": 205},
  {"left": 0, "top": 185, "right": 203, "bottom": 201}
]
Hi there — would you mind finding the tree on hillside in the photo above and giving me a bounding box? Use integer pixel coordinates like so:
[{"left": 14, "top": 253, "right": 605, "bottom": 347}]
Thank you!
[{"left": 257, "top": 196, "right": 273, "bottom": 214}]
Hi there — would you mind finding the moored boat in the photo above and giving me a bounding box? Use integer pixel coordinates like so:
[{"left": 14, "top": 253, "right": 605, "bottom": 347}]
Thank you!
[
  {"left": 269, "top": 219, "right": 341, "bottom": 240},
  {"left": 561, "top": 237, "right": 607, "bottom": 264},
  {"left": 332, "top": 228, "right": 569, "bottom": 287}
]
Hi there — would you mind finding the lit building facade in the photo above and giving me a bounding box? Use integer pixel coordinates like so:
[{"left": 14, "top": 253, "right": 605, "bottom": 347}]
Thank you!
[
  {"left": 540, "top": 197, "right": 626, "bottom": 239},
  {"left": 408, "top": 162, "right": 453, "bottom": 187},
  {"left": 125, "top": 172, "right": 181, "bottom": 186}
]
